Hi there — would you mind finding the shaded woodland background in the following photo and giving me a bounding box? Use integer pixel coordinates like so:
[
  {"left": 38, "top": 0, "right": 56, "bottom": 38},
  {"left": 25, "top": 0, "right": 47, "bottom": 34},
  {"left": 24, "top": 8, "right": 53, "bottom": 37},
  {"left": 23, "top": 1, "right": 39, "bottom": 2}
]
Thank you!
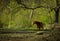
[
  {"left": 0, "top": 0, "right": 60, "bottom": 29},
  {"left": 0, "top": 0, "right": 60, "bottom": 41},
  {"left": 0, "top": 0, "right": 60, "bottom": 30}
]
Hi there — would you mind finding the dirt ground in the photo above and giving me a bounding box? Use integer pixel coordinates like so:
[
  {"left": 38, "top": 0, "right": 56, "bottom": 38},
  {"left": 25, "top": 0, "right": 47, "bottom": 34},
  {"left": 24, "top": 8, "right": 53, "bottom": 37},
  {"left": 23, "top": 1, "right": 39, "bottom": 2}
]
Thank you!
[
  {"left": 0, "top": 24, "right": 60, "bottom": 41},
  {"left": 0, "top": 29, "right": 60, "bottom": 41},
  {"left": 0, "top": 33, "right": 50, "bottom": 41}
]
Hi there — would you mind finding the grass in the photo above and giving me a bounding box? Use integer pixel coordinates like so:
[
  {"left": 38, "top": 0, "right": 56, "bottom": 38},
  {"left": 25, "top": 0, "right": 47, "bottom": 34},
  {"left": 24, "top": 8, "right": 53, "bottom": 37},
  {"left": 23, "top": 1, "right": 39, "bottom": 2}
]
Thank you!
[
  {"left": 0, "top": 27, "right": 52, "bottom": 32},
  {"left": 0, "top": 26, "right": 40, "bottom": 31}
]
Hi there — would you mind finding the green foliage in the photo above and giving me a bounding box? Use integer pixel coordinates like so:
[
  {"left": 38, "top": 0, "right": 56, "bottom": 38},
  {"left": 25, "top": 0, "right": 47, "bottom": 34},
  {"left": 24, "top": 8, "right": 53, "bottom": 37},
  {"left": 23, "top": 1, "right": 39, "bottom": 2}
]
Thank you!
[
  {"left": 0, "top": 0, "right": 60, "bottom": 30},
  {"left": 32, "top": 8, "right": 55, "bottom": 24}
]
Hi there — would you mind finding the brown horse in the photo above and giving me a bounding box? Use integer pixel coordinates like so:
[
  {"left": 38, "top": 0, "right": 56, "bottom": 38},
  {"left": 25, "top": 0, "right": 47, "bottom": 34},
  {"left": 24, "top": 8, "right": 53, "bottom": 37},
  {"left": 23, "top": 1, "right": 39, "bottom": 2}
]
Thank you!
[{"left": 33, "top": 21, "right": 44, "bottom": 30}]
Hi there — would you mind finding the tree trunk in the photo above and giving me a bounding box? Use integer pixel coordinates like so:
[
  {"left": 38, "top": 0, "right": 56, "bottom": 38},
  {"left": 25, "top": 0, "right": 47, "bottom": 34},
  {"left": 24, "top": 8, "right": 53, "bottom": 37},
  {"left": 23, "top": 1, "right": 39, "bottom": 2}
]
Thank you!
[{"left": 54, "top": 8, "right": 59, "bottom": 23}]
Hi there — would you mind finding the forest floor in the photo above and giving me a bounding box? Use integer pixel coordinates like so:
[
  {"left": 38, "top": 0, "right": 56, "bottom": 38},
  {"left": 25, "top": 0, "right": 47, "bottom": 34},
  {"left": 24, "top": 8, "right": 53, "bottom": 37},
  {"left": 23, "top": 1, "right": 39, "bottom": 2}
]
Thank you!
[
  {"left": 0, "top": 24, "right": 60, "bottom": 41},
  {"left": 0, "top": 31, "right": 51, "bottom": 41}
]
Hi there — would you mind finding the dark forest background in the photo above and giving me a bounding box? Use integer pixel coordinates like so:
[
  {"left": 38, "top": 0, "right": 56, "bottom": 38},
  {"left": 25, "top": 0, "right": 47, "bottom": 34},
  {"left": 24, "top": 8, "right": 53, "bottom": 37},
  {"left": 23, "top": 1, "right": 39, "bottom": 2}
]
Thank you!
[
  {"left": 0, "top": 0, "right": 60, "bottom": 30},
  {"left": 0, "top": 0, "right": 60, "bottom": 41}
]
